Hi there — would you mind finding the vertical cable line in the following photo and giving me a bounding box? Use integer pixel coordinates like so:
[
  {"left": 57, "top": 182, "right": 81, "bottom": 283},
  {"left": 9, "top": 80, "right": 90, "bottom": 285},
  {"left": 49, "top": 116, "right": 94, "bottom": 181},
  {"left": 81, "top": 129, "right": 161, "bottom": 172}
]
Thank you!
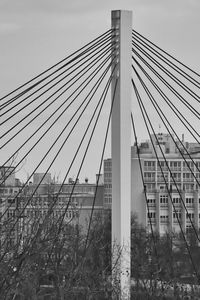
[
  {"left": 131, "top": 78, "right": 200, "bottom": 283},
  {"left": 34, "top": 63, "right": 116, "bottom": 273},
  {"left": 0, "top": 50, "right": 115, "bottom": 188},
  {"left": 132, "top": 31, "right": 200, "bottom": 88},
  {"left": 0, "top": 58, "right": 114, "bottom": 246},
  {"left": 132, "top": 64, "right": 200, "bottom": 243},
  {"left": 0, "top": 37, "right": 114, "bottom": 124},
  {"left": 132, "top": 57, "right": 200, "bottom": 182},
  {"left": 0, "top": 29, "right": 114, "bottom": 104},
  {"left": 132, "top": 29, "right": 200, "bottom": 79},
  {"left": 132, "top": 47, "right": 200, "bottom": 139},
  {"left": 132, "top": 41, "right": 200, "bottom": 104},
  {"left": 1, "top": 43, "right": 116, "bottom": 144},
  {"left": 131, "top": 113, "right": 160, "bottom": 274}
]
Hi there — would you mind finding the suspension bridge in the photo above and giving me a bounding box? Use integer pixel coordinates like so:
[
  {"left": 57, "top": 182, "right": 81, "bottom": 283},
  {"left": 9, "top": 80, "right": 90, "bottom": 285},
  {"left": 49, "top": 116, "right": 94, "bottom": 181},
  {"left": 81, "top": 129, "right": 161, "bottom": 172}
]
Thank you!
[{"left": 1, "top": 9, "right": 200, "bottom": 300}]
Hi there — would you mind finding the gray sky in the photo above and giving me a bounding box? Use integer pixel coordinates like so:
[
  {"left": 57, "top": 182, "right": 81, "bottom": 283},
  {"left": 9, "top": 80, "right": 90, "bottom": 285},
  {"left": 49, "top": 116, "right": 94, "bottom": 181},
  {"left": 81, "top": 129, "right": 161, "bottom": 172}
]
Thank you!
[
  {"left": 1, "top": 0, "right": 200, "bottom": 182},
  {"left": 1, "top": 0, "right": 200, "bottom": 94}
]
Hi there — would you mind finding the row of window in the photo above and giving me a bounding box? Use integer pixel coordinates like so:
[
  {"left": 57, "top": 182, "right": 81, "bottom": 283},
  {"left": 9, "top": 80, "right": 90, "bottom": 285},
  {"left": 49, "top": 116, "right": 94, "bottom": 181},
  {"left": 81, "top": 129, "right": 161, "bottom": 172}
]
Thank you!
[
  {"left": 147, "top": 196, "right": 198, "bottom": 205},
  {"left": 147, "top": 212, "right": 200, "bottom": 220},
  {"left": 147, "top": 197, "right": 182, "bottom": 204},
  {"left": 144, "top": 172, "right": 200, "bottom": 181},
  {"left": 145, "top": 182, "right": 200, "bottom": 192},
  {"left": 0, "top": 198, "right": 16, "bottom": 206},
  {"left": 0, "top": 188, "right": 18, "bottom": 194},
  {"left": 144, "top": 161, "right": 200, "bottom": 169},
  {"left": 147, "top": 212, "right": 197, "bottom": 221},
  {"left": 25, "top": 209, "right": 79, "bottom": 219}
]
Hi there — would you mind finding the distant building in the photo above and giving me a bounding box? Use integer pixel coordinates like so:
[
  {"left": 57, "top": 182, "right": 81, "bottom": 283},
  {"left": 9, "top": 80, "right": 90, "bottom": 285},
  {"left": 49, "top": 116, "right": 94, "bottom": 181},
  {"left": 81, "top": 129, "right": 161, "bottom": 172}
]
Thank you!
[
  {"left": 0, "top": 166, "right": 22, "bottom": 251},
  {"left": 103, "top": 159, "right": 112, "bottom": 207},
  {"left": 23, "top": 177, "right": 104, "bottom": 233},
  {"left": 33, "top": 173, "right": 52, "bottom": 185},
  {"left": 0, "top": 166, "right": 16, "bottom": 186},
  {"left": 104, "top": 133, "right": 200, "bottom": 235},
  {"left": 0, "top": 169, "right": 105, "bottom": 255}
]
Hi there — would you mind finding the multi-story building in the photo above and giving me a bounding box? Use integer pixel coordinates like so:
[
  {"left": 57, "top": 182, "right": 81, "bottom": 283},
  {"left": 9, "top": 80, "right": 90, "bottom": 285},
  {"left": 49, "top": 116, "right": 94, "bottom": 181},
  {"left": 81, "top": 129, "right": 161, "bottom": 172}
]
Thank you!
[
  {"left": 0, "top": 166, "right": 22, "bottom": 251},
  {"left": 0, "top": 166, "right": 22, "bottom": 221},
  {"left": 0, "top": 168, "right": 104, "bottom": 255},
  {"left": 104, "top": 159, "right": 112, "bottom": 207},
  {"left": 104, "top": 133, "right": 200, "bottom": 235},
  {"left": 22, "top": 175, "right": 104, "bottom": 234}
]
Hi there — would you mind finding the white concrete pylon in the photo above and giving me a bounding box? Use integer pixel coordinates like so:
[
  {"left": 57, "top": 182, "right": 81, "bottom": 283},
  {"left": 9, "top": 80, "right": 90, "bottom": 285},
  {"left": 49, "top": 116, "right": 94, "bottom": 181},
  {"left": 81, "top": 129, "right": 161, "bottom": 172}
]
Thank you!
[{"left": 111, "top": 10, "right": 132, "bottom": 300}]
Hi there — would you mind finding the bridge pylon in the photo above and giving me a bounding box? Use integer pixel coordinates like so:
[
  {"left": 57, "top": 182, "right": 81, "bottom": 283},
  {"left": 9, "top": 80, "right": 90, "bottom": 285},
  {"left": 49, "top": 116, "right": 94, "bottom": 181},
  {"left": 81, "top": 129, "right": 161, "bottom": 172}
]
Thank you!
[{"left": 111, "top": 10, "right": 132, "bottom": 299}]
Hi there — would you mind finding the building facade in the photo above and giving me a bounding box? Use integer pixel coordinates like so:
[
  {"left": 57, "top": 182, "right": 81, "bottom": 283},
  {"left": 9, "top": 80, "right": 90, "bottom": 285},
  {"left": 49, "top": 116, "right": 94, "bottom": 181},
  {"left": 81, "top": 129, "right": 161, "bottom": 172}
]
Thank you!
[
  {"left": 23, "top": 177, "right": 104, "bottom": 234},
  {"left": 0, "top": 169, "right": 105, "bottom": 255},
  {"left": 104, "top": 133, "right": 200, "bottom": 235}
]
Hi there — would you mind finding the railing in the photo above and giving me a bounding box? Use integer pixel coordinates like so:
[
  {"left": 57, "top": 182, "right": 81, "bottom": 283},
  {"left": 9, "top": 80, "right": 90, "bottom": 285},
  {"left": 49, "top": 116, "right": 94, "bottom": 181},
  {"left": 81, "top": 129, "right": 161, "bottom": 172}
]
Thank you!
[
  {"left": 157, "top": 178, "right": 168, "bottom": 182},
  {"left": 183, "top": 167, "right": 194, "bottom": 171},
  {"left": 144, "top": 166, "right": 156, "bottom": 171},
  {"left": 170, "top": 178, "right": 181, "bottom": 182},
  {"left": 185, "top": 204, "right": 194, "bottom": 208},
  {"left": 173, "top": 219, "right": 181, "bottom": 223},
  {"left": 144, "top": 178, "right": 155, "bottom": 182},
  {"left": 160, "top": 219, "right": 169, "bottom": 224},
  {"left": 147, "top": 219, "right": 156, "bottom": 224},
  {"left": 170, "top": 167, "right": 181, "bottom": 171},
  {"left": 157, "top": 167, "right": 168, "bottom": 172},
  {"left": 183, "top": 178, "right": 194, "bottom": 182},
  {"left": 160, "top": 203, "right": 168, "bottom": 207}
]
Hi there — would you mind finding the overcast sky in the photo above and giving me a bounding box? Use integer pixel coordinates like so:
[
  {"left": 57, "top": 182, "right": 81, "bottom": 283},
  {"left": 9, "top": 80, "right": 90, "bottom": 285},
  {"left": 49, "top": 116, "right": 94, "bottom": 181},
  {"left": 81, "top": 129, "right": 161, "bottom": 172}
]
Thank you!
[
  {"left": 1, "top": 0, "right": 200, "bottom": 182},
  {"left": 1, "top": 0, "right": 200, "bottom": 94}
]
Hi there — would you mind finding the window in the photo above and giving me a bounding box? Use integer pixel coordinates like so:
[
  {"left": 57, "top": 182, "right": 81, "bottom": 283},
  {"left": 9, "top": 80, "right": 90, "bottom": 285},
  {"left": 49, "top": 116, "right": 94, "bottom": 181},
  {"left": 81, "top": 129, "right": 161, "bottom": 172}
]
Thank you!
[
  {"left": 147, "top": 212, "right": 156, "bottom": 219},
  {"left": 144, "top": 172, "right": 155, "bottom": 182},
  {"left": 170, "top": 161, "right": 181, "bottom": 169},
  {"left": 170, "top": 173, "right": 181, "bottom": 182},
  {"left": 183, "top": 173, "right": 194, "bottom": 181},
  {"left": 159, "top": 185, "right": 166, "bottom": 190},
  {"left": 7, "top": 198, "right": 15, "bottom": 204},
  {"left": 173, "top": 211, "right": 181, "bottom": 220},
  {"left": 186, "top": 225, "right": 192, "bottom": 234},
  {"left": 144, "top": 161, "right": 155, "bottom": 170},
  {"left": 7, "top": 209, "right": 15, "bottom": 218},
  {"left": 147, "top": 198, "right": 156, "bottom": 206},
  {"left": 160, "top": 195, "right": 168, "bottom": 204},
  {"left": 185, "top": 197, "right": 194, "bottom": 205},
  {"left": 173, "top": 197, "right": 181, "bottom": 204},
  {"left": 183, "top": 184, "right": 194, "bottom": 191},
  {"left": 157, "top": 173, "right": 168, "bottom": 182},
  {"left": 186, "top": 213, "right": 194, "bottom": 219},
  {"left": 146, "top": 184, "right": 156, "bottom": 191},
  {"left": 160, "top": 215, "right": 168, "bottom": 223},
  {"left": 183, "top": 161, "right": 194, "bottom": 170}
]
